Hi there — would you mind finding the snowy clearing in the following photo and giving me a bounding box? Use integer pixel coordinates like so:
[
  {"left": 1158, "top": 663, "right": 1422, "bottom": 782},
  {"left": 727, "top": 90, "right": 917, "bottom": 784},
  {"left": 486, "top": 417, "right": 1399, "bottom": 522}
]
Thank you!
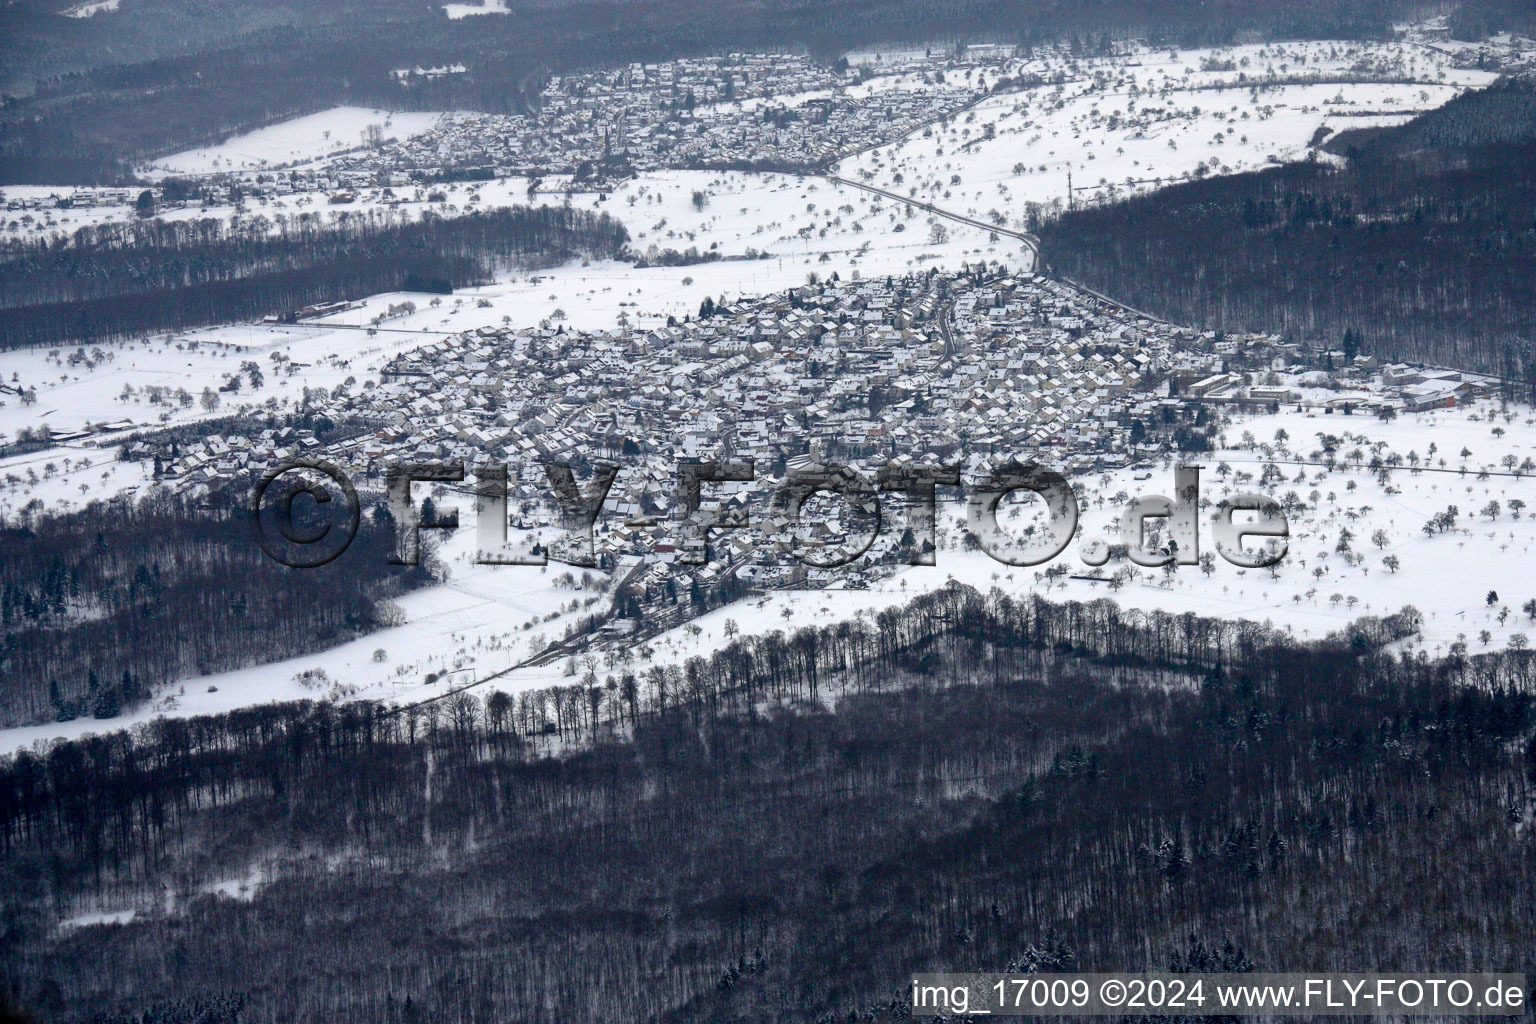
[
  {"left": 443, "top": 0, "right": 509, "bottom": 17},
  {"left": 59, "top": 0, "right": 120, "bottom": 17},
  {"left": 143, "top": 108, "right": 445, "bottom": 176}
]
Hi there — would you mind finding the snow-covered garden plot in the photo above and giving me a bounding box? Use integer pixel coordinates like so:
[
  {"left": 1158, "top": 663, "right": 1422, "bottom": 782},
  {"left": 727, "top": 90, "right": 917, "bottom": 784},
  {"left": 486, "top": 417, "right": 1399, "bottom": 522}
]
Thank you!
[{"left": 143, "top": 108, "right": 444, "bottom": 176}]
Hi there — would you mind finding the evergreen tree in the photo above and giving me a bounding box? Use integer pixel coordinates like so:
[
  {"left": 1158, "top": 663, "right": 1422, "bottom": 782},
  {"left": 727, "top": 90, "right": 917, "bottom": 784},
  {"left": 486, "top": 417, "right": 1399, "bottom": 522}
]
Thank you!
[
  {"left": 92, "top": 683, "right": 119, "bottom": 720},
  {"left": 122, "top": 668, "right": 143, "bottom": 707}
]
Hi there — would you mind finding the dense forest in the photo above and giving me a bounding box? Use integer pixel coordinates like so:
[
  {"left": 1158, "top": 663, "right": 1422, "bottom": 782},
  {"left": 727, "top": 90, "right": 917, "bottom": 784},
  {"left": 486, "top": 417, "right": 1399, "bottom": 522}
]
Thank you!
[
  {"left": 3, "top": 0, "right": 1519, "bottom": 185},
  {"left": 1, "top": 584, "right": 1530, "bottom": 1022},
  {"left": 1037, "top": 77, "right": 1536, "bottom": 380},
  {"left": 0, "top": 486, "right": 435, "bottom": 730},
  {"left": 0, "top": 206, "right": 630, "bottom": 349}
]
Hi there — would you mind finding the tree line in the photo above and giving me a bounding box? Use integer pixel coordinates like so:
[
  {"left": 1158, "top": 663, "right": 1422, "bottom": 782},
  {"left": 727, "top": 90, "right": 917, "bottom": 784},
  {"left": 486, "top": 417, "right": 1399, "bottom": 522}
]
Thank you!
[
  {"left": 0, "top": 488, "right": 435, "bottom": 730},
  {"left": 0, "top": 206, "right": 630, "bottom": 349},
  {"left": 1037, "top": 78, "right": 1536, "bottom": 384}
]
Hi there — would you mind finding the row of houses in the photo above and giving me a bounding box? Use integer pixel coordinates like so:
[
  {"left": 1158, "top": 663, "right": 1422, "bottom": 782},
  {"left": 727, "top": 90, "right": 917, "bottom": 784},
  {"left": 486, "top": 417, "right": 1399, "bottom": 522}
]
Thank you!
[{"left": 351, "top": 52, "right": 982, "bottom": 177}]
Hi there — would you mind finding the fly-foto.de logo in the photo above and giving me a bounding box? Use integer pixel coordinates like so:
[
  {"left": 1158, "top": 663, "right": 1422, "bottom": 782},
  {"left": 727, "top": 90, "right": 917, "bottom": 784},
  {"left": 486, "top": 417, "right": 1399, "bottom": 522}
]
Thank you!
[{"left": 252, "top": 458, "right": 1288, "bottom": 572}]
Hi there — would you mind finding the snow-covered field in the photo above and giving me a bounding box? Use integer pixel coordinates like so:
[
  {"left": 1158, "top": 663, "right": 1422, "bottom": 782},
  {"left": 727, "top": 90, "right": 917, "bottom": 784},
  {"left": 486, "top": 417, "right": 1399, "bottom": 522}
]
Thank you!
[
  {"left": 59, "top": 0, "right": 120, "bottom": 17},
  {"left": 143, "top": 108, "right": 444, "bottom": 176},
  {"left": 838, "top": 39, "right": 1497, "bottom": 226},
  {"left": 443, "top": 0, "right": 509, "bottom": 17},
  {"left": 0, "top": 315, "right": 450, "bottom": 511}
]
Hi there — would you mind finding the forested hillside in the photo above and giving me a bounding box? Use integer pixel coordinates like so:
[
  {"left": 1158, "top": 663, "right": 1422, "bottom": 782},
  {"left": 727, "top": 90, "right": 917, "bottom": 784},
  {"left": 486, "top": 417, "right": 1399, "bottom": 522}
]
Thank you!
[
  {"left": 1037, "top": 77, "right": 1536, "bottom": 380},
  {"left": 2, "top": 586, "right": 1531, "bottom": 1022},
  {"left": 0, "top": 486, "right": 435, "bottom": 729},
  {"left": 0, "top": 206, "right": 630, "bottom": 349}
]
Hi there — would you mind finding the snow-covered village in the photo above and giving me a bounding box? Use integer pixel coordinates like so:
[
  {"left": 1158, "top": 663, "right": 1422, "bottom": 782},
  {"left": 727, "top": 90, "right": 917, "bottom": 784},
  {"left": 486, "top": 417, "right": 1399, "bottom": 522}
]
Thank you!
[{"left": 5, "top": 22, "right": 1536, "bottom": 734}]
